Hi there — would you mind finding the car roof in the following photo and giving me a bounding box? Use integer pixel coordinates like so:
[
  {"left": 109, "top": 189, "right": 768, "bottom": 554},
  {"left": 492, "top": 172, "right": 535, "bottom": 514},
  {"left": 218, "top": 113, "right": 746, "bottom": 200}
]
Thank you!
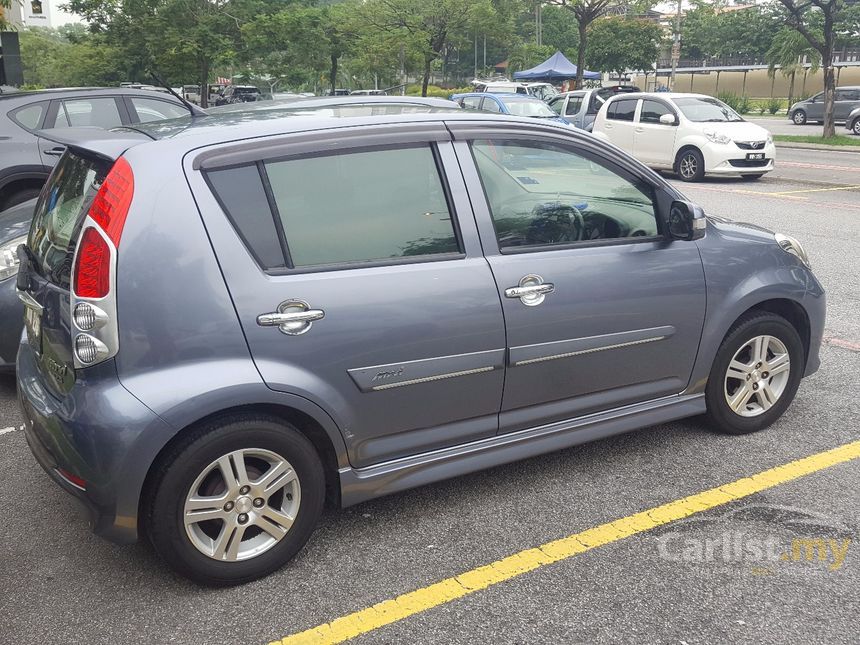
[
  {"left": 41, "top": 110, "right": 581, "bottom": 160},
  {"left": 0, "top": 87, "right": 185, "bottom": 107}
]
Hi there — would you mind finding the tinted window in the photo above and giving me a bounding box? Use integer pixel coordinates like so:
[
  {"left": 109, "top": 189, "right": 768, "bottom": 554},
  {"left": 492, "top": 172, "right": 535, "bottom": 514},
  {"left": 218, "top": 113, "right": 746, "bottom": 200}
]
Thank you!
[
  {"left": 640, "top": 99, "right": 673, "bottom": 124},
  {"left": 607, "top": 98, "right": 637, "bottom": 122},
  {"left": 11, "top": 102, "right": 47, "bottom": 129},
  {"left": 481, "top": 98, "right": 502, "bottom": 113},
  {"left": 836, "top": 90, "right": 860, "bottom": 101},
  {"left": 471, "top": 139, "right": 658, "bottom": 248},
  {"left": 265, "top": 146, "right": 459, "bottom": 267},
  {"left": 206, "top": 165, "right": 286, "bottom": 270},
  {"left": 28, "top": 152, "right": 108, "bottom": 287},
  {"left": 129, "top": 97, "right": 188, "bottom": 123},
  {"left": 55, "top": 98, "right": 123, "bottom": 128},
  {"left": 565, "top": 96, "right": 583, "bottom": 116}
]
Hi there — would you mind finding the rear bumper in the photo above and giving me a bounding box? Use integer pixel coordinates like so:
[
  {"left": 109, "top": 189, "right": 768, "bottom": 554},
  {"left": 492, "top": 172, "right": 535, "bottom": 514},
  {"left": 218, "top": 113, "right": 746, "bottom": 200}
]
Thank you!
[
  {"left": 17, "top": 342, "right": 173, "bottom": 544},
  {"left": 0, "top": 276, "right": 22, "bottom": 371}
]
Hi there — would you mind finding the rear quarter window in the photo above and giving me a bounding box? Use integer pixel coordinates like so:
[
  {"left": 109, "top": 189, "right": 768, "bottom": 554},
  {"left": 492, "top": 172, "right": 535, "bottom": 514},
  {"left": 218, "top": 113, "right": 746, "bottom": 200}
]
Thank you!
[{"left": 9, "top": 102, "right": 48, "bottom": 130}]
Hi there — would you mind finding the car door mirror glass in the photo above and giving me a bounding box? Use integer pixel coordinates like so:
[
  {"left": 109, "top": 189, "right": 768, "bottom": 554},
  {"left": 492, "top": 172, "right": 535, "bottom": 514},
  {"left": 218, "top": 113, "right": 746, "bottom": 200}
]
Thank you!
[
  {"left": 659, "top": 113, "right": 676, "bottom": 125},
  {"left": 668, "top": 200, "right": 706, "bottom": 241}
]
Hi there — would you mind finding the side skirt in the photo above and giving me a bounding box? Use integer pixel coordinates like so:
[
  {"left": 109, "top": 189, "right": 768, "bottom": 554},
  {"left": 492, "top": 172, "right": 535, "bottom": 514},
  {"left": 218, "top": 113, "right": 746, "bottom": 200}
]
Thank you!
[{"left": 339, "top": 393, "right": 706, "bottom": 507}]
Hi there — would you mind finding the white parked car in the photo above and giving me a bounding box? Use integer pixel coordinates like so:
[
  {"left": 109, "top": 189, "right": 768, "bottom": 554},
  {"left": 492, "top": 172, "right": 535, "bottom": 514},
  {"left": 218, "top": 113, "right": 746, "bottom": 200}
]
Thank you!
[{"left": 592, "top": 92, "right": 775, "bottom": 182}]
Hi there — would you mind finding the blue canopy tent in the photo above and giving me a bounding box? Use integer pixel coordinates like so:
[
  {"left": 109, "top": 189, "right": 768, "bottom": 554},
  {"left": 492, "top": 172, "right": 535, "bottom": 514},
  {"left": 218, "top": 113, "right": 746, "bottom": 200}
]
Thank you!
[{"left": 513, "top": 51, "right": 601, "bottom": 82}]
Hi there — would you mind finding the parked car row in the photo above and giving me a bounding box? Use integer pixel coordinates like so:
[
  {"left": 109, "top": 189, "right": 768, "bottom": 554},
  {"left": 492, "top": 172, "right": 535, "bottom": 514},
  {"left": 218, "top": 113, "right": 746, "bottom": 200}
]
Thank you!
[{"left": 788, "top": 86, "right": 860, "bottom": 130}]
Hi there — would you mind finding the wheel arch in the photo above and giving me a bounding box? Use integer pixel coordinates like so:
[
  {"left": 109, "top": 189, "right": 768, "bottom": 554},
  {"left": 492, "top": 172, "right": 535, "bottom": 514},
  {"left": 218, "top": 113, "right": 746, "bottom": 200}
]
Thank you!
[
  {"left": 138, "top": 400, "right": 347, "bottom": 536},
  {"left": 673, "top": 144, "right": 703, "bottom": 172}
]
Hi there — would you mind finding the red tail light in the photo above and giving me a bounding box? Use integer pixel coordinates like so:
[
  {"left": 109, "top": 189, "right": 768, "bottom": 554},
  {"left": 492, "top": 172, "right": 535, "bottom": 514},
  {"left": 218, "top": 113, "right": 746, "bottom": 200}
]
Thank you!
[
  {"left": 74, "top": 227, "right": 111, "bottom": 298},
  {"left": 88, "top": 156, "right": 134, "bottom": 247}
]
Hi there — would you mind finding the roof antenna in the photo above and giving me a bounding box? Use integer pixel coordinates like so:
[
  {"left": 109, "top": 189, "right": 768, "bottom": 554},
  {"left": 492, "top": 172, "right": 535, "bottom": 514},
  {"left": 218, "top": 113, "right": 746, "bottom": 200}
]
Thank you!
[{"left": 147, "top": 70, "right": 208, "bottom": 119}]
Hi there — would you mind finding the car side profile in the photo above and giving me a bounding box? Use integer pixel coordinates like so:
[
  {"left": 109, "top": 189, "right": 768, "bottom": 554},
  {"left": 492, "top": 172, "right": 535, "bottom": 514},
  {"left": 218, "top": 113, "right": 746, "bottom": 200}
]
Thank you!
[
  {"left": 788, "top": 86, "right": 860, "bottom": 125},
  {"left": 452, "top": 92, "right": 569, "bottom": 125},
  {"left": 593, "top": 92, "right": 775, "bottom": 182},
  {"left": 0, "top": 87, "right": 189, "bottom": 209},
  {"left": 17, "top": 107, "right": 823, "bottom": 586}
]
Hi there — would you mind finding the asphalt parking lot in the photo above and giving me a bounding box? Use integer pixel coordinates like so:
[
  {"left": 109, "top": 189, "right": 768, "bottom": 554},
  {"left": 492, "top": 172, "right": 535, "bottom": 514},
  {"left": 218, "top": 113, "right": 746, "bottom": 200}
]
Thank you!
[{"left": 1, "top": 145, "right": 858, "bottom": 645}]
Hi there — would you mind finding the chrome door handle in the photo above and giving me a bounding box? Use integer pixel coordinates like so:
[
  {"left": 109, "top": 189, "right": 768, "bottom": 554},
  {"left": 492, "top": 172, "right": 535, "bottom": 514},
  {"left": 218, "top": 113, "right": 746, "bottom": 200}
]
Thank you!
[
  {"left": 257, "top": 300, "right": 324, "bottom": 335},
  {"left": 505, "top": 274, "right": 554, "bottom": 307}
]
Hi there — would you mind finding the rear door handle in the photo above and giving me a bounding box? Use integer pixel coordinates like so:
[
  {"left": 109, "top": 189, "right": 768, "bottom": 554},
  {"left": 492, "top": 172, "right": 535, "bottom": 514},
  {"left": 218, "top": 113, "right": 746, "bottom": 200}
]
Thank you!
[
  {"left": 43, "top": 147, "right": 65, "bottom": 157},
  {"left": 257, "top": 299, "right": 324, "bottom": 335},
  {"left": 635, "top": 127, "right": 644, "bottom": 133}
]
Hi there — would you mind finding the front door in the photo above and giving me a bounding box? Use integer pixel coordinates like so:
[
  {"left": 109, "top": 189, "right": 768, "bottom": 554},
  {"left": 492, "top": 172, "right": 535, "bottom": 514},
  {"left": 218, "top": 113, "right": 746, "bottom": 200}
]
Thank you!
[
  {"left": 453, "top": 132, "right": 706, "bottom": 434},
  {"left": 187, "top": 127, "right": 506, "bottom": 468},
  {"left": 634, "top": 98, "right": 678, "bottom": 167}
]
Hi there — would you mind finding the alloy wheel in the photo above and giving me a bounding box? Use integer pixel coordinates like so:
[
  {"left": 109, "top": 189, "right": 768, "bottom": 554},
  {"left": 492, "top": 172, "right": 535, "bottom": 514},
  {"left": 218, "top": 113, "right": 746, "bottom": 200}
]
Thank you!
[
  {"left": 679, "top": 154, "right": 698, "bottom": 179},
  {"left": 183, "top": 448, "right": 301, "bottom": 561},
  {"left": 723, "top": 335, "right": 791, "bottom": 418},
  {"left": 793, "top": 111, "right": 806, "bottom": 125},
  {"left": 853, "top": 119, "right": 860, "bottom": 135}
]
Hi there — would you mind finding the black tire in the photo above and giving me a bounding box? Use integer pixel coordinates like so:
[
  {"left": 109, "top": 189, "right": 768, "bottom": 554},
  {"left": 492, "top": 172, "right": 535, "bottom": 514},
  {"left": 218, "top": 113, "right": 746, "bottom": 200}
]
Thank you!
[
  {"left": 791, "top": 110, "right": 807, "bottom": 125},
  {"left": 852, "top": 118, "right": 860, "bottom": 136},
  {"left": 2, "top": 187, "right": 41, "bottom": 212},
  {"left": 676, "top": 148, "right": 705, "bottom": 182},
  {"left": 146, "top": 414, "right": 325, "bottom": 586},
  {"left": 741, "top": 174, "right": 764, "bottom": 181},
  {"left": 705, "top": 312, "right": 804, "bottom": 435}
]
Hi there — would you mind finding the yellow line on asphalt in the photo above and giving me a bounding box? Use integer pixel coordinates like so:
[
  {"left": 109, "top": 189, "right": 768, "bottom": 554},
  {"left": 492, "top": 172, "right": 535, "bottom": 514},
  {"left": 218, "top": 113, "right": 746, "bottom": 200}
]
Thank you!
[
  {"left": 270, "top": 439, "right": 860, "bottom": 645},
  {"left": 769, "top": 185, "right": 860, "bottom": 196}
]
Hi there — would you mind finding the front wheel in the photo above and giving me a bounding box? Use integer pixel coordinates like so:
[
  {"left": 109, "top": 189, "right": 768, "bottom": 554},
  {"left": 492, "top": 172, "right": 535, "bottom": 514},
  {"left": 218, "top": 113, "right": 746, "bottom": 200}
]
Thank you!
[
  {"left": 705, "top": 312, "right": 804, "bottom": 435},
  {"left": 677, "top": 148, "right": 705, "bottom": 182},
  {"left": 792, "top": 110, "right": 807, "bottom": 125},
  {"left": 146, "top": 415, "right": 325, "bottom": 586}
]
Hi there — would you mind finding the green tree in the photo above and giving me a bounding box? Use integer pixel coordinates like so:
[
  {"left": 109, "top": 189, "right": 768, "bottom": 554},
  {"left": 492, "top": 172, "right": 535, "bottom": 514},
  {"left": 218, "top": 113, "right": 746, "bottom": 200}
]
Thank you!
[
  {"left": 773, "top": 0, "right": 859, "bottom": 137},
  {"left": 358, "top": 0, "right": 492, "bottom": 96},
  {"left": 586, "top": 16, "right": 663, "bottom": 77},
  {"left": 548, "top": 0, "right": 621, "bottom": 89},
  {"left": 766, "top": 27, "right": 821, "bottom": 107}
]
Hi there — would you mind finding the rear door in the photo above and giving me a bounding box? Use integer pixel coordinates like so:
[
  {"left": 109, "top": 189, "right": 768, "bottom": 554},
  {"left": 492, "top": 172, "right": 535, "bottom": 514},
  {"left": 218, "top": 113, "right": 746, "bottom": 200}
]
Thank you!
[
  {"left": 187, "top": 124, "right": 506, "bottom": 468},
  {"left": 451, "top": 127, "right": 706, "bottom": 433},
  {"left": 834, "top": 89, "right": 860, "bottom": 121},
  {"left": 601, "top": 97, "right": 639, "bottom": 152}
]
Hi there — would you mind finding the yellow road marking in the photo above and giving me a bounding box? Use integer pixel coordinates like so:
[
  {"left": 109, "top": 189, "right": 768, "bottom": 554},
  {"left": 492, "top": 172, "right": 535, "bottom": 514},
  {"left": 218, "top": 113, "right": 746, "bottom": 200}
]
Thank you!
[
  {"left": 271, "top": 440, "right": 860, "bottom": 645},
  {"left": 770, "top": 185, "right": 860, "bottom": 196}
]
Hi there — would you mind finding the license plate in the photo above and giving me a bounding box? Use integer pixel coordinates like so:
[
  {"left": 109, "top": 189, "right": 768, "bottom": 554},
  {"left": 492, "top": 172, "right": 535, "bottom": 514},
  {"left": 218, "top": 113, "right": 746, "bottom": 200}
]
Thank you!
[
  {"left": 24, "top": 305, "right": 42, "bottom": 354},
  {"left": 746, "top": 152, "right": 765, "bottom": 160}
]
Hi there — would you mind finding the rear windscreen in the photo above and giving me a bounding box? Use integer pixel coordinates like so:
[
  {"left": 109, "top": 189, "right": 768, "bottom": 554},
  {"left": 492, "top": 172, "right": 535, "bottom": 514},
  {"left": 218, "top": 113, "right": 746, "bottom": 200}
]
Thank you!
[{"left": 28, "top": 151, "right": 109, "bottom": 289}]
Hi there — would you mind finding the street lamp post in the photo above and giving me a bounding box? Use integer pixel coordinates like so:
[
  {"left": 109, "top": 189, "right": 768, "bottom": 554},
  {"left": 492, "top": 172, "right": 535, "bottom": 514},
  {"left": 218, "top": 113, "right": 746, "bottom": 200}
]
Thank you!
[{"left": 669, "top": 0, "right": 682, "bottom": 90}]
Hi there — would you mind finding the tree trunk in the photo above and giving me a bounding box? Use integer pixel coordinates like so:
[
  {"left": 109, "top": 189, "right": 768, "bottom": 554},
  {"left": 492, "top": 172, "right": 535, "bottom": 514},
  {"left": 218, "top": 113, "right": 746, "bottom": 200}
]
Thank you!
[
  {"left": 330, "top": 54, "right": 338, "bottom": 95},
  {"left": 199, "top": 59, "right": 209, "bottom": 108},
  {"left": 576, "top": 20, "right": 588, "bottom": 90},
  {"left": 787, "top": 70, "right": 795, "bottom": 108},
  {"left": 821, "top": 12, "right": 835, "bottom": 138},
  {"left": 421, "top": 54, "right": 432, "bottom": 97}
]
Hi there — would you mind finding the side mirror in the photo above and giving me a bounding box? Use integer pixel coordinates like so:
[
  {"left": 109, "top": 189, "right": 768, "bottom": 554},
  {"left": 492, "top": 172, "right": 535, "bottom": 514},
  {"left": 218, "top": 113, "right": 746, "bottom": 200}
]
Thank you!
[
  {"left": 668, "top": 200, "right": 707, "bottom": 241},
  {"left": 659, "top": 113, "right": 676, "bottom": 125}
]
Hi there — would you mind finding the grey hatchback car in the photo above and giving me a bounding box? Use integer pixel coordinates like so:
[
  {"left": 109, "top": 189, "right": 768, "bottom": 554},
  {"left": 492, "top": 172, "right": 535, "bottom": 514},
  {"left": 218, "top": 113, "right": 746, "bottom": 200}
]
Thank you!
[{"left": 16, "top": 106, "right": 824, "bottom": 585}]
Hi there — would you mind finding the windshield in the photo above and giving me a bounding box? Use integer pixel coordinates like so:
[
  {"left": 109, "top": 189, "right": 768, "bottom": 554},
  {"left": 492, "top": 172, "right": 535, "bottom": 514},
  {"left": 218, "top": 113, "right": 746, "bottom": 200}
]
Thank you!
[
  {"left": 501, "top": 98, "right": 557, "bottom": 118},
  {"left": 674, "top": 97, "right": 743, "bottom": 122}
]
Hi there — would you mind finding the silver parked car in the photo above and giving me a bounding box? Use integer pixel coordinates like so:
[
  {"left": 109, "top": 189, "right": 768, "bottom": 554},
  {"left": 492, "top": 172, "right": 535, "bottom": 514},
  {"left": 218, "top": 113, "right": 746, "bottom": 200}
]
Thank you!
[
  {"left": 548, "top": 85, "right": 640, "bottom": 131},
  {"left": 788, "top": 86, "right": 860, "bottom": 125},
  {"left": 17, "top": 103, "right": 824, "bottom": 585}
]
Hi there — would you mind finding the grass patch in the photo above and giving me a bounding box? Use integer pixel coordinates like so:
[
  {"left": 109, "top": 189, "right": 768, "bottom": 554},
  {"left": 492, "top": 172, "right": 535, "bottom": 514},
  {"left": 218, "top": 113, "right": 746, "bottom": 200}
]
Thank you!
[{"left": 774, "top": 134, "right": 860, "bottom": 147}]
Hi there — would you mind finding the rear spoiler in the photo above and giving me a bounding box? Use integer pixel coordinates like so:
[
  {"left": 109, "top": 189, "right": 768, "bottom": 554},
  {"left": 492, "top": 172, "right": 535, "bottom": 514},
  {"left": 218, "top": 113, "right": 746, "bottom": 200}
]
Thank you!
[{"left": 35, "top": 127, "right": 151, "bottom": 162}]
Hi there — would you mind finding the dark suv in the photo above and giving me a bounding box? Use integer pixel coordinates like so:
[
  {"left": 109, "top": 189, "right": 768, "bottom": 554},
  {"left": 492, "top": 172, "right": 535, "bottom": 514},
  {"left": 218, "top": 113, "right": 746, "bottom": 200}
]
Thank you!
[
  {"left": 17, "top": 102, "right": 824, "bottom": 585},
  {"left": 0, "top": 87, "right": 187, "bottom": 209}
]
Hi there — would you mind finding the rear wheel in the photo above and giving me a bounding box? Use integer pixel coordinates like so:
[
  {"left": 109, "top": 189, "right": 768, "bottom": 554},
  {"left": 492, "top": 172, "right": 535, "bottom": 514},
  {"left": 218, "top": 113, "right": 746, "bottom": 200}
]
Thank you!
[
  {"left": 852, "top": 118, "right": 860, "bottom": 136},
  {"left": 792, "top": 110, "right": 807, "bottom": 125},
  {"left": 677, "top": 148, "right": 705, "bottom": 182},
  {"left": 705, "top": 312, "right": 804, "bottom": 435},
  {"left": 146, "top": 415, "right": 325, "bottom": 586}
]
